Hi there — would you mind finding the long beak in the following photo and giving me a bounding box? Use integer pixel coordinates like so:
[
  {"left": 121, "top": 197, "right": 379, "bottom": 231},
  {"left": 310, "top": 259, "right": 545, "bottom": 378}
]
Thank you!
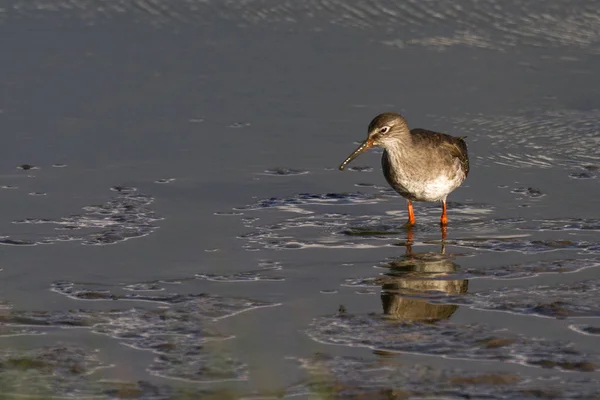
[{"left": 338, "top": 139, "right": 374, "bottom": 171}]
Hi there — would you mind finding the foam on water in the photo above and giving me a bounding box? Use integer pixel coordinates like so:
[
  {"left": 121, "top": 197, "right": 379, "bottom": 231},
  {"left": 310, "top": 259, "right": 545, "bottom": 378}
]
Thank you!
[
  {"left": 1, "top": 279, "right": 280, "bottom": 384},
  {"left": 50, "top": 280, "right": 280, "bottom": 317},
  {"left": 447, "top": 278, "right": 600, "bottom": 318},
  {"left": 231, "top": 191, "right": 495, "bottom": 251},
  {"left": 10, "top": 186, "right": 161, "bottom": 246},
  {"left": 235, "top": 192, "right": 386, "bottom": 212},
  {"left": 196, "top": 260, "right": 285, "bottom": 282},
  {"left": 231, "top": 191, "right": 600, "bottom": 254}
]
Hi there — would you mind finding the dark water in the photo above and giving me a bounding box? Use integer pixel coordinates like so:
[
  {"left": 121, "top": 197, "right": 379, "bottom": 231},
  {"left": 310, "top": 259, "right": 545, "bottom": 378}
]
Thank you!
[{"left": 0, "top": 1, "right": 599, "bottom": 398}]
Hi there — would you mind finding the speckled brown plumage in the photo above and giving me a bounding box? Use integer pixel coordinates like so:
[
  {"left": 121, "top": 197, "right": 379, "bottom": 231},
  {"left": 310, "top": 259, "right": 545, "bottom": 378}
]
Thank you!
[
  {"left": 339, "top": 112, "right": 469, "bottom": 227},
  {"left": 409, "top": 129, "right": 469, "bottom": 177}
]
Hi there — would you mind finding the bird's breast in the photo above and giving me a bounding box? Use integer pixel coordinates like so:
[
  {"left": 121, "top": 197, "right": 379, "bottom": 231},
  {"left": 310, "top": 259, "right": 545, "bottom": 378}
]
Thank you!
[{"left": 382, "top": 151, "right": 465, "bottom": 202}]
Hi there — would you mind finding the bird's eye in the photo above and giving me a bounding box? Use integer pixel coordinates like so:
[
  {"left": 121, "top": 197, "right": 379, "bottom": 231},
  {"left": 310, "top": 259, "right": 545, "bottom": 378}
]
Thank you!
[{"left": 379, "top": 126, "right": 390, "bottom": 134}]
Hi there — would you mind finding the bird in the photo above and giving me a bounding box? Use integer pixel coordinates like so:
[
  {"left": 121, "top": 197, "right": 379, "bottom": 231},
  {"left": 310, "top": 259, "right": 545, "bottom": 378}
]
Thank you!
[{"left": 339, "top": 112, "right": 469, "bottom": 227}]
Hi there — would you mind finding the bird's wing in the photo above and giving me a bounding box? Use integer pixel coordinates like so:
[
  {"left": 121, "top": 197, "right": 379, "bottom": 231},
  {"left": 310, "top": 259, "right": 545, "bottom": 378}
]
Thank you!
[{"left": 410, "top": 129, "right": 470, "bottom": 177}]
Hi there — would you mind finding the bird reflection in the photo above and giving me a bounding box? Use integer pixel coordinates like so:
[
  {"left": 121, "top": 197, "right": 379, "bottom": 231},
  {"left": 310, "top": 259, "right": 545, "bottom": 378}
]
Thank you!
[{"left": 381, "top": 227, "right": 468, "bottom": 321}]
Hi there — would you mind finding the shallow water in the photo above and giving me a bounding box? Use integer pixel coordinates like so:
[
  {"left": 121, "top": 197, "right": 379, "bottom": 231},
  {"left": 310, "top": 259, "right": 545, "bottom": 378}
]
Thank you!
[{"left": 0, "top": 0, "right": 599, "bottom": 398}]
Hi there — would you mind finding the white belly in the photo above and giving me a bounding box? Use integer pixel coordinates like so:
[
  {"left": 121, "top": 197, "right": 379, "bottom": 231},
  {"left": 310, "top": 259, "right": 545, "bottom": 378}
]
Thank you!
[
  {"left": 405, "top": 174, "right": 463, "bottom": 202},
  {"left": 382, "top": 148, "right": 467, "bottom": 202}
]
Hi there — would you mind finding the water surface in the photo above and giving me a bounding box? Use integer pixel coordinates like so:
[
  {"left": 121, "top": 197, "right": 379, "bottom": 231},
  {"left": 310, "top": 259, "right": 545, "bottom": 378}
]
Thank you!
[{"left": 0, "top": 0, "right": 599, "bottom": 398}]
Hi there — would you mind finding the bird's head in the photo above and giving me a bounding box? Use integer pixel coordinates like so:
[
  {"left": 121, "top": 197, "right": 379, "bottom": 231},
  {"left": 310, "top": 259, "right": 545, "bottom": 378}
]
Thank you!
[{"left": 339, "top": 112, "right": 409, "bottom": 171}]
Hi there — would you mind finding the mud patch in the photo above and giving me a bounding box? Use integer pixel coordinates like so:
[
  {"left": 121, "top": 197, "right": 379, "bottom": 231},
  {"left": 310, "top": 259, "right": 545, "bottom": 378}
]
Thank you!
[
  {"left": 0, "top": 325, "right": 43, "bottom": 337},
  {"left": 452, "top": 279, "right": 600, "bottom": 318},
  {"left": 0, "top": 238, "right": 37, "bottom": 246},
  {"left": 3, "top": 280, "right": 280, "bottom": 383},
  {"left": 377, "top": 255, "right": 600, "bottom": 280},
  {"left": 289, "top": 354, "right": 600, "bottom": 400},
  {"left": 307, "top": 314, "right": 599, "bottom": 372},
  {"left": 0, "top": 343, "right": 238, "bottom": 398},
  {"left": 569, "top": 325, "right": 600, "bottom": 336},
  {"left": 346, "top": 166, "right": 373, "bottom": 172},
  {"left": 154, "top": 178, "right": 176, "bottom": 184},
  {"left": 511, "top": 187, "right": 545, "bottom": 199},
  {"left": 0, "top": 344, "right": 109, "bottom": 398},
  {"left": 517, "top": 218, "right": 600, "bottom": 232},
  {"left": 449, "top": 236, "right": 595, "bottom": 254},
  {"left": 91, "top": 307, "right": 248, "bottom": 382},
  {"left": 98, "top": 380, "right": 237, "bottom": 399},
  {"left": 569, "top": 171, "right": 597, "bottom": 179},
  {"left": 17, "top": 164, "right": 38, "bottom": 171},
  {"left": 261, "top": 168, "right": 309, "bottom": 176}
]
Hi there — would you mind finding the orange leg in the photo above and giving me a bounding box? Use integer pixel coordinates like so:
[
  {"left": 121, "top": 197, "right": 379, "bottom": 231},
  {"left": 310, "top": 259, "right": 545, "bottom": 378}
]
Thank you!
[
  {"left": 405, "top": 200, "right": 416, "bottom": 227},
  {"left": 440, "top": 200, "right": 448, "bottom": 226}
]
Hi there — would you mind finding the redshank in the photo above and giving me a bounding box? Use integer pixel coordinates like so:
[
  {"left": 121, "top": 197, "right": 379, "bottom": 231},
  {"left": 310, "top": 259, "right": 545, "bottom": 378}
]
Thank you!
[{"left": 339, "top": 112, "right": 469, "bottom": 227}]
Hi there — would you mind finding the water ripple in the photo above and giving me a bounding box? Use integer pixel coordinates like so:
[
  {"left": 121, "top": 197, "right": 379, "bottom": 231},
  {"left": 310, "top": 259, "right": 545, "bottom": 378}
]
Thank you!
[
  {"left": 4, "top": 1, "right": 600, "bottom": 53},
  {"left": 440, "top": 110, "right": 600, "bottom": 172}
]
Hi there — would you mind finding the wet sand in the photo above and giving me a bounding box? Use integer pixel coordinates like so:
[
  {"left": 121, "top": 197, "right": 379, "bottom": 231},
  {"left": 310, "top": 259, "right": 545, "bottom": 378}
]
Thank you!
[{"left": 0, "top": 1, "right": 599, "bottom": 398}]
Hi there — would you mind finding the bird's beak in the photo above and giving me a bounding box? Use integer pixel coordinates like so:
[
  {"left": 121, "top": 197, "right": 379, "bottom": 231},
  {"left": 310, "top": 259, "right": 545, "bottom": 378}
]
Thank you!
[{"left": 338, "top": 139, "right": 374, "bottom": 171}]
